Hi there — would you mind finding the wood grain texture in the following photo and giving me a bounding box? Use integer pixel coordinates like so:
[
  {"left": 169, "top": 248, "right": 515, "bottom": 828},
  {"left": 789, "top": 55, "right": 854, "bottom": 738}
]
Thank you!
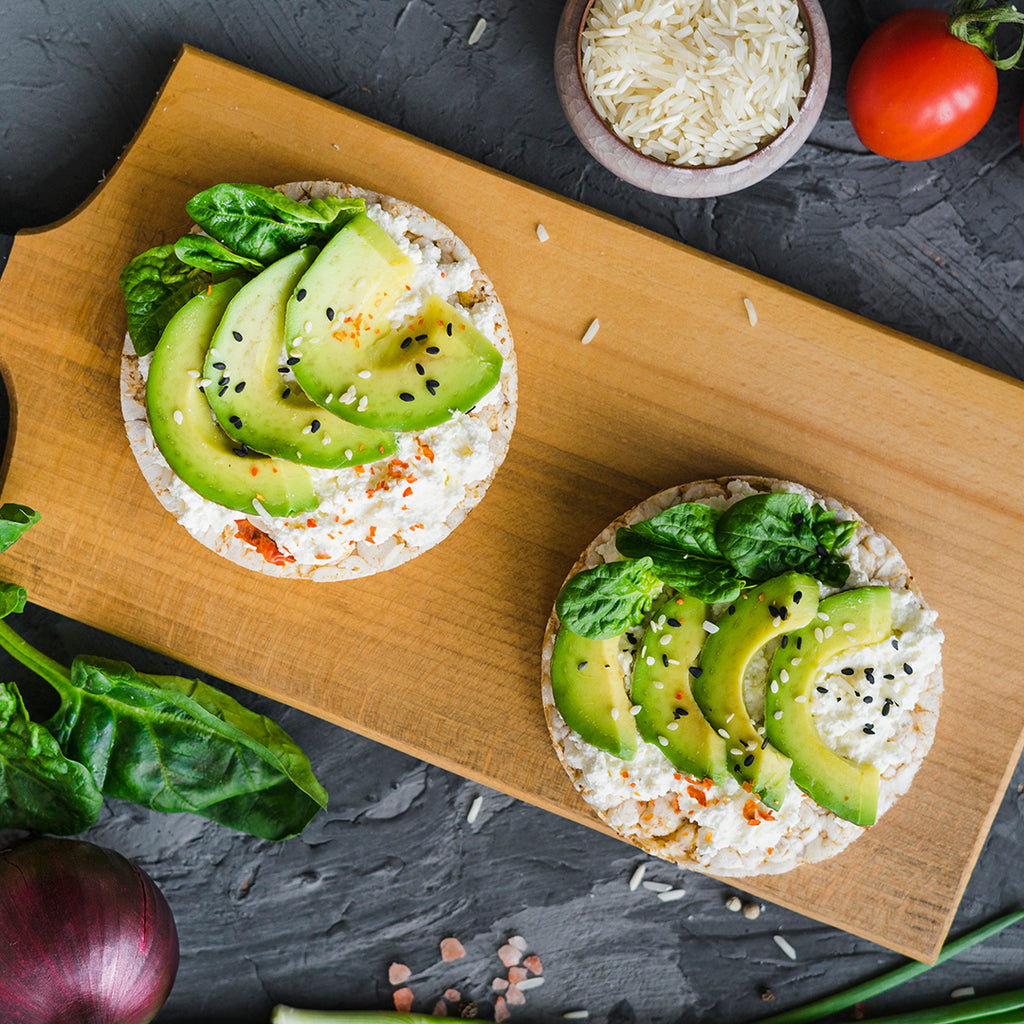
[{"left": 2, "top": 45, "right": 1023, "bottom": 961}]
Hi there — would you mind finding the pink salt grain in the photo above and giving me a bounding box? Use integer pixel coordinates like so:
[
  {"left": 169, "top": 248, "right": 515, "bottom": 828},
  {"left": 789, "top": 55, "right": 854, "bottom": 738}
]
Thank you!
[
  {"left": 433, "top": 1001, "right": 448, "bottom": 1016},
  {"left": 508, "top": 967, "right": 528, "bottom": 985},
  {"left": 388, "top": 963, "right": 412, "bottom": 985},
  {"left": 441, "top": 937, "right": 466, "bottom": 962},
  {"left": 444, "top": 989, "right": 461, "bottom": 1002},
  {"left": 492, "top": 977, "right": 510, "bottom": 992},
  {"left": 505, "top": 985, "right": 526, "bottom": 1006},
  {"left": 495, "top": 997, "right": 511, "bottom": 1022},
  {"left": 394, "top": 988, "right": 414, "bottom": 1012},
  {"left": 498, "top": 943, "right": 522, "bottom": 967},
  {"left": 524, "top": 955, "right": 543, "bottom": 975}
]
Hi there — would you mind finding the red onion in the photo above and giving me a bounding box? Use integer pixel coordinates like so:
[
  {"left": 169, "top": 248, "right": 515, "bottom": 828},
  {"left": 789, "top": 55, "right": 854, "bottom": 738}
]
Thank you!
[{"left": 0, "top": 836, "right": 179, "bottom": 1024}]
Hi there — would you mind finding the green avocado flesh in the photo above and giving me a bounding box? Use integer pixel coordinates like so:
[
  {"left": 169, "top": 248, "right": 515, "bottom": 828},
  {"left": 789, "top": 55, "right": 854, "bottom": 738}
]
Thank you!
[
  {"left": 691, "top": 573, "right": 820, "bottom": 809},
  {"left": 203, "top": 247, "right": 397, "bottom": 468},
  {"left": 285, "top": 214, "right": 503, "bottom": 431},
  {"left": 631, "top": 593, "right": 729, "bottom": 783},
  {"left": 765, "top": 587, "right": 891, "bottom": 826},
  {"left": 146, "top": 279, "right": 317, "bottom": 517},
  {"left": 550, "top": 627, "right": 639, "bottom": 760}
]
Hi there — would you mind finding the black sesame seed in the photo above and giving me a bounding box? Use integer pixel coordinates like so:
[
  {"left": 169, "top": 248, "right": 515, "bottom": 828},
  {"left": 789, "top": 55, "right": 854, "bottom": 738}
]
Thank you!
[
  {"left": 399, "top": 392, "right": 415, "bottom": 402},
  {"left": 815, "top": 544, "right": 828, "bottom": 557},
  {"left": 229, "top": 415, "right": 243, "bottom": 428},
  {"left": 446, "top": 322, "right": 453, "bottom": 336},
  {"left": 881, "top": 699, "right": 893, "bottom": 717},
  {"left": 415, "top": 363, "right": 425, "bottom": 375},
  {"left": 426, "top": 345, "right": 440, "bottom": 354},
  {"left": 673, "top": 707, "right": 689, "bottom": 719},
  {"left": 667, "top": 618, "right": 681, "bottom": 628},
  {"left": 781, "top": 635, "right": 789, "bottom": 648},
  {"left": 767, "top": 603, "right": 779, "bottom": 618},
  {"left": 310, "top": 420, "right": 321, "bottom": 433},
  {"left": 626, "top": 632, "right": 636, "bottom": 645},
  {"left": 278, "top": 366, "right": 289, "bottom": 373},
  {"left": 415, "top": 334, "right": 428, "bottom": 341},
  {"left": 793, "top": 513, "right": 804, "bottom": 526},
  {"left": 577, "top": 661, "right": 587, "bottom": 671},
  {"left": 218, "top": 376, "right": 229, "bottom": 386},
  {"left": 232, "top": 331, "right": 243, "bottom": 342},
  {"left": 232, "top": 446, "right": 248, "bottom": 457},
  {"left": 296, "top": 288, "right": 307, "bottom": 301},
  {"left": 903, "top": 663, "right": 913, "bottom": 674},
  {"left": 743, "top": 754, "right": 755, "bottom": 767},
  {"left": 891, "top": 638, "right": 900, "bottom": 650},
  {"left": 282, "top": 388, "right": 291, "bottom": 399},
  {"left": 662, "top": 654, "right": 669, "bottom": 667},
  {"left": 400, "top": 337, "right": 413, "bottom": 349},
  {"left": 426, "top": 379, "right": 439, "bottom": 395},
  {"left": 816, "top": 686, "right": 828, "bottom": 694},
  {"left": 728, "top": 605, "right": 736, "bottom": 615},
  {"left": 883, "top": 673, "right": 895, "bottom": 680},
  {"left": 688, "top": 666, "right": 702, "bottom": 678},
  {"left": 841, "top": 667, "right": 854, "bottom": 676},
  {"left": 218, "top": 385, "right": 228, "bottom": 397},
  {"left": 326, "top": 307, "right": 335, "bottom": 320},
  {"left": 778, "top": 605, "right": 788, "bottom": 620},
  {"left": 793, "top": 590, "right": 803, "bottom": 603},
  {"left": 863, "top": 695, "right": 873, "bottom": 704},
  {"left": 863, "top": 724, "right": 875, "bottom": 735},
  {"left": 761, "top": 737, "right": 769, "bottom": 749},
  {"left": 212, "top": 361, "right": 226, "bottom": 370},
  {"left": 234, "top": 381, "right": 246, "bottom": 393},
  {"left": 287, "top": 356, "right": 301, "bottom": 365}
]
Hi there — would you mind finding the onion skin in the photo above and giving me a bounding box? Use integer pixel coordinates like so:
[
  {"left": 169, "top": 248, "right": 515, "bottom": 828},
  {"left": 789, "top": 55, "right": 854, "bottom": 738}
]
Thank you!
[{"left": 0, "top": 836, "right": 179, "bottom": 1024}]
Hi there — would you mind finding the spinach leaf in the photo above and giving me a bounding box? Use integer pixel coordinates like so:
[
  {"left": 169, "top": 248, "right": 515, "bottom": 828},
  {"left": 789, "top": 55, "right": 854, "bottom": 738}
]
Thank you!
[
  {"left": 616, "top": 502, "right": 724, "bottom": 560},
  {"left": 185, "top": 184, "right": 365, "bottom": 263},
  {"left": 174, "top": 234, "right": 264, "bottom": 276},
  {"left": 45, "top": 656, "right": 328, "bottom": 841},
  {"left": 555, "top": 557, "right": 663, "bottom": 639},
  {"left": 119, "top": 243, "right": 211, "bottom": 356},
  {"left": 640, "top": 550, "right": 746, "bottom": 603},
  {"left": 0, "top": 504, "right": 39, "bottom": 553},
  {"left": 0, "top": 581, "right": 27, "bottom": 619},
  {"left": 0, "top": 681, "right": 102, "bottom": 835},
  {"left": 715, "top": 492, "right": 853, "bottom": 588}
]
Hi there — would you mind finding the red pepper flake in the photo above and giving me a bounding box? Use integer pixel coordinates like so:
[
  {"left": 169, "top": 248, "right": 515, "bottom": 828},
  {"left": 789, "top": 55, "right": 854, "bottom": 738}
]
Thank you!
[
  {"left": 306, "top": 518, "right": 317, "bottom": 528},
  {"left": 365, "top": 525, "right": 377, "bottom": 544},
  {"left": 687, "top": 785, "right": 708, "bottom": 807},
  {"left": 233, "top": 520, "right": 295, "bottom": 565},
  {"left": 402, "top": 486, "right": 413, "bottom": 497},
  {"left": 742, "top": 798, "right": 762, "bottom": 825},
  {"left": 250, "top": 465, "right": 259, "bottom": 477},
  {"left": 341, "top": 518, "right": 355, "bottom": 525},
  {"left": 416, "top": 438, "right": 435, "bottom": 463}
]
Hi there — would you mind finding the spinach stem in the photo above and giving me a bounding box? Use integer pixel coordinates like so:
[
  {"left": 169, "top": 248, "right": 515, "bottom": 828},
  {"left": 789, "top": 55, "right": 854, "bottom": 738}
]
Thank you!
[
  {"left": 0, "top": 617, "right": 72, "bottom": 697},
  {"left": 757, "top": 908, "right": 1024, "bottom": 1024}
]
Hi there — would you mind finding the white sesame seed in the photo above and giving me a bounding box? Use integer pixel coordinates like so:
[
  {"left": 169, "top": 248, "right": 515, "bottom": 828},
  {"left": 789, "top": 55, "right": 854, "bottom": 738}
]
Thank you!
[
  {"left": 769, "top": 680, "right": 779, "bottom": 694},
  {"left": 794, "top": 695, "right": 806, "bottom": 703},
  {"left": 657, "top": 888, "right": 687, "bottom": 902},
  {"left": 773, "top": 935, "right": 797, "bottom": 960},
  {"left": 658, "top": 736, "right": 668, "bottom": 746},
  {"left": 173, "top": 409, "right": 183, "bottom": 425},
  {"left": 843, "top": 622, "right": 856, "bottom": 631},
  {"left": 824, "top": 626, "right": 834, "bottom": 638},
  {"left": 703, "top": 620, "right": 719, "bottom": 633},
  {"left": 773, "top": 711, "right": 783, "bottom": 720},
  {"left": 536, "top": 223, "right": 550, "bottom": 242},
  {"left": 345, "top": 449, "right": 354, "bottom": 459},
  {"left": 358, "top": 370, "right": 372, "bottom": 379},
  {"left": 643, "top": 880, "right": 673, "bottom": 892},
  {"left": 744, "top": 297, "right": 758, "bottom": 326},
  {"left": 563, "top": 1012, "right": 590, "bottom": 1019},
  {"left": 610, "top": 707, "right": 620, "bottom": 721},
  {"left": 517, "top": 977, "right": 545, "bottom": 991},
  {"left": 357, "top": 396, "right": 369, "bottom": 412},
  {"left": 628, "top": 864, "right": 646, "bottom": 890},
  {"left": 780, "top": 669, "right": 789, "bottom": 682},
  {"left": 718, "top": 728, "right": 730, "bottom": 739},
  {"left": 630, "top": 704, "right": 642, "bottom": 716},
  {"left": 466, "top": 795, "right": 483, "bottom": 823},
  {"left": 660, "top": 635, "right": 672, "bottom": 646},
  {"left": 581, "top": 318, "right": 600, "bottom": 344},
  {"left": 666, "top": 721, "right": 678, "bottom": 731},
  {"left": 468, "top": 16, "right": 487, "bottom": 44}
]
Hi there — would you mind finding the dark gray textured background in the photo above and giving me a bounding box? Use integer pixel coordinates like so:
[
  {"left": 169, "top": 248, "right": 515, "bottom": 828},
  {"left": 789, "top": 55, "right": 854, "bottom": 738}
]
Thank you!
[{"left": 2, "top": 1, "right": 1024, "bottom": 1021}]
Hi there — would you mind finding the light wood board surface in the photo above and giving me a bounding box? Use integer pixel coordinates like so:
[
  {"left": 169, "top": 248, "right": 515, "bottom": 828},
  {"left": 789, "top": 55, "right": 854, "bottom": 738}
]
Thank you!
[{"left": 1, "top": 46, "right": 1022, "bottom": 962}]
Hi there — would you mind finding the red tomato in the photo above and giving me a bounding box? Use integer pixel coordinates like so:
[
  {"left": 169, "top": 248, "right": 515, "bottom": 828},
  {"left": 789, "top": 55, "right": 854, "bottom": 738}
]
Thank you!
[{"left": 846, "top": 8, "right": 997, "bottom": 161}]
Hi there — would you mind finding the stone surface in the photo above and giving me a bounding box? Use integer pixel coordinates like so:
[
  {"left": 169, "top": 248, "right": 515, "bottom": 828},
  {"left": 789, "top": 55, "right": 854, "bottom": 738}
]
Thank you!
[{"left": 2, "top": 1, "right": 1024, "bottom": 1021}]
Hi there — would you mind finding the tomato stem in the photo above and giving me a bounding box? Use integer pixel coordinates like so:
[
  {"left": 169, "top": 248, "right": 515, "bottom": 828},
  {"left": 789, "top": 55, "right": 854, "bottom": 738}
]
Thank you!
[{"left": 950, "top": 0, "right": 1024, "bottom": 68}]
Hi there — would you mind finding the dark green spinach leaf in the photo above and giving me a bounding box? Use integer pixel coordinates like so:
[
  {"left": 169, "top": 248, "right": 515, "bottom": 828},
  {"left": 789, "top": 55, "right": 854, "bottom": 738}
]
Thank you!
[
  {"left": 119, "top": 244, "right": 211, "bottom": 356},
  {"left": 0, "top": 681, "right": 102, "bottom": 835},
  {"left": 640, "top": 550, "right": 746, "bottom": 603},
  {"left": 715, "top": 492, "right": 854, "bottom": 587},
  {"left": 185, "top": 184, "right": 365, "bottom": 263},
  {"left": 616, "top": 502, "right": 724, "bottom": 561},
  {"left": 555, "top": 557, "right": 663, "bottom": 639},
  {"left": 174, "top": 234, "right": 264, "bottom": 276},
  {"left": 45, "top": 657, "right": 328, "bottom": 841},
  {"left": 0, "top": 504, "right": 40, "bottom": 553}
]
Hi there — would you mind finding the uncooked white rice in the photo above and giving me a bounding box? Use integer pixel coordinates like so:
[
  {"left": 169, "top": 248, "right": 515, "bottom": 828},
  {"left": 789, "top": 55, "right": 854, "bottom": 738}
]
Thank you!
[{"left": 581, "top": 0, "right": 810, "bottom": 166}]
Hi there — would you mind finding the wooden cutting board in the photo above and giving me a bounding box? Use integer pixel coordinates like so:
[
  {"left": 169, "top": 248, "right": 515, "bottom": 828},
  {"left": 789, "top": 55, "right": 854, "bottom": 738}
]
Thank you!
[{"left": 2, "top": 45, "right": 1023, "bottom": 962}]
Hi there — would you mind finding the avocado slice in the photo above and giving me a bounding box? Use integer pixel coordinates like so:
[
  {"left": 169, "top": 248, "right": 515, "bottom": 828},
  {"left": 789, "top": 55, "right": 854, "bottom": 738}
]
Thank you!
[
  {"left": 550, "top": 627, "right": 638, "bottom": 760},
  {"left": 146, "top": 279, "right": 317, "bottom": 517},
  {"left": 285, "top": 214, "right": 502, "bottom": 431},
  {"left": 691, "top": 573, "right": 820, "bottom": 809},
  {"left": 203, "top": 247, "right": 397, "bottom": 468},
  {"left": 631, "top": 593, "right": 729, "bottom": 783},
  {"left": 765, "top": 587, "right": 891, "bottom": 826}
]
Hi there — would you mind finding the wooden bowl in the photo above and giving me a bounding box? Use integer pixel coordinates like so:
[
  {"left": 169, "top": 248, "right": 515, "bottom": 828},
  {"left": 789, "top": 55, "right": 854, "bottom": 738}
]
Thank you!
[{"left": 554, "top": 0, "right": 832, "bottom": 198}]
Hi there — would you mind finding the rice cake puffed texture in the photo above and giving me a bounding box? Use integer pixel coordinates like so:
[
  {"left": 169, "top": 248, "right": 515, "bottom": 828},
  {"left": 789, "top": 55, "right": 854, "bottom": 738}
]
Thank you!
[
  {"left": 540, "top": 476, "right": 943, "bottom": 877},
  {"left": 121, "top": 181, "right": 517, "bottom": 581}
]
